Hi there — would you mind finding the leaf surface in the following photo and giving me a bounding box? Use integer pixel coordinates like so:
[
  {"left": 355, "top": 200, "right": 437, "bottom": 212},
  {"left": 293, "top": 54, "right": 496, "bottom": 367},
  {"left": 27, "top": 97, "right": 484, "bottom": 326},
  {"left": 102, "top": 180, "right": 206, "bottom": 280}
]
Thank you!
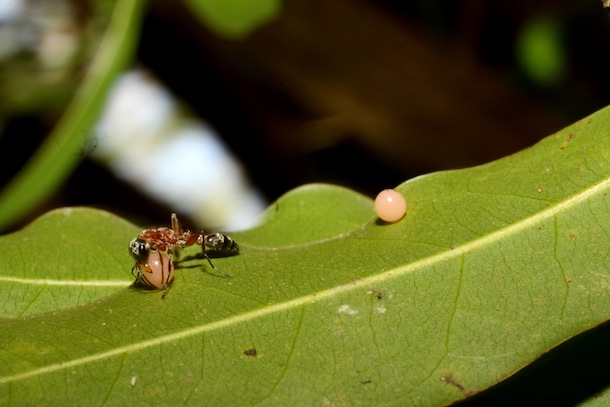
[{"left": 2, "top": 108, "right": 610, "bottom": 405}]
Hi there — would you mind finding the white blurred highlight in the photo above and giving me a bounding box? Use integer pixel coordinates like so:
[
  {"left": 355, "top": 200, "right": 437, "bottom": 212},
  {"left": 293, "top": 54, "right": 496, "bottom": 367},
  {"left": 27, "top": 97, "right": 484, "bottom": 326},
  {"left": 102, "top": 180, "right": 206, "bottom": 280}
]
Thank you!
[{"left": 93, "top": 69, "right": 266, "bottom": 230}]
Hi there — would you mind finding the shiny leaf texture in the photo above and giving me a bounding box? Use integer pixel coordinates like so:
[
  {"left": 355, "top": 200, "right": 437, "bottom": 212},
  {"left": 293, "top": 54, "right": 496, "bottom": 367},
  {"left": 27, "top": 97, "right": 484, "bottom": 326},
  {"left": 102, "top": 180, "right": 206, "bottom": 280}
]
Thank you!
[{"left": 2, "top": 106, "right": 610, "bottom": 405}]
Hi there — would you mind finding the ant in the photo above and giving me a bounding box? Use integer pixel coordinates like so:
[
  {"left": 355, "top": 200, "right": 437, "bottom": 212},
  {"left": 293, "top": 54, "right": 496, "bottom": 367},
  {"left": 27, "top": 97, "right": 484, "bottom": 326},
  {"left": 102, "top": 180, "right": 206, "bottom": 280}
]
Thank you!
[{"left": 129, "top": 213, "right": 239, "bottom": 297}]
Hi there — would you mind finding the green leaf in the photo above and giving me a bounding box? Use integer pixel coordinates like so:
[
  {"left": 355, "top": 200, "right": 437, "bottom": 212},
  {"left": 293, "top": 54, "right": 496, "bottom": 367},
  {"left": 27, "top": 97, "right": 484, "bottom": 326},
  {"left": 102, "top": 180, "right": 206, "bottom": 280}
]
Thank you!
[
  {"left": 242, "top": 183, "right": 375, "bottom": 247},
  {"left": 0, "top": 0, "right": 145, "bottom": 232},
  {"left": 2, "top": 105, "right": 610, "bottom": 405},
  {"left": 183, "top": 0, "right": 282, "bottom": 39},
  {"left": 0, "top": 208, "right": 135, "bottom": 318}
]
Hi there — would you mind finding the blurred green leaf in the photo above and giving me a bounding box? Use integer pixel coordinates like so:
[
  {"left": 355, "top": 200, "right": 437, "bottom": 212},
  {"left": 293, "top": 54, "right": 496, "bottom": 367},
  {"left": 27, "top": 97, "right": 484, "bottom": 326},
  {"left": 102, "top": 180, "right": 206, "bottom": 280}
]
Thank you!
[
  {"left": 2, "top": 105, "right": 610, "bottom": 405},
  {"left": 0, "top": 0, "right": 145, "bottom": 232},
  {"left": 517, "top": 15, "right": 566, "bottom": 87},
  {"left": 183, "top": 0, "right": 282, "bottom": 38}
]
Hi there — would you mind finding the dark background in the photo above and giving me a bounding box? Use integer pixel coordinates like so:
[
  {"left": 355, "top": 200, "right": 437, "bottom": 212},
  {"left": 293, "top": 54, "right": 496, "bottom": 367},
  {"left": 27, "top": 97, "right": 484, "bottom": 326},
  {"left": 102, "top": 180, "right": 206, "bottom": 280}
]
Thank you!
[{"left": 3, "top": 0, "right": 610, "bottom": 228}]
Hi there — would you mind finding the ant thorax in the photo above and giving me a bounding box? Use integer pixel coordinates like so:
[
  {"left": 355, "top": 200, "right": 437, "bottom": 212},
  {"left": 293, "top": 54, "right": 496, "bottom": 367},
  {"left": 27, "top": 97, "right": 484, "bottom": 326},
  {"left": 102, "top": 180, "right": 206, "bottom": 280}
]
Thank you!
[{"left": 138, "top": 228, "right": 177, "bottom": 253}]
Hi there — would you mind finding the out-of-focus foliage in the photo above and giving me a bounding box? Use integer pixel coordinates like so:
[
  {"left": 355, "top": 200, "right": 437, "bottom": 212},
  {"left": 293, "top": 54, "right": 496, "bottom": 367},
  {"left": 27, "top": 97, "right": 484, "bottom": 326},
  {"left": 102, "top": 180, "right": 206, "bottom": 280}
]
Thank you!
[
  {"left": 0, "top": 0, "right": 144, "bottom": 232},
  {"left": 183, "top": 0, "right": 282, "bottom": 38},
  {"left": 517, "top": 15, "right": 566, "bottom": 87}
]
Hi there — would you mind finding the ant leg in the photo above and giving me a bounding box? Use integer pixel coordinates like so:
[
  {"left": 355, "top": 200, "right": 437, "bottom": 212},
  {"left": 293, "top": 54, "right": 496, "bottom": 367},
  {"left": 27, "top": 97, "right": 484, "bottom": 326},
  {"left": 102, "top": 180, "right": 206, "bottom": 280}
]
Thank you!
[
  {"left": 202, "top": 245, "right": 231, "bottom": 278},
  {"left": 131, "top": 264, "right": 138, "bottom": 279},
  {"left": 131, "top": 264, "right": 143, "bottom": 284},
  {"left": 185, "top": 230, "right": 201, "bottom": 247},
  {"left": 171, "top": 213, "right": 183, "bottom": 235}
]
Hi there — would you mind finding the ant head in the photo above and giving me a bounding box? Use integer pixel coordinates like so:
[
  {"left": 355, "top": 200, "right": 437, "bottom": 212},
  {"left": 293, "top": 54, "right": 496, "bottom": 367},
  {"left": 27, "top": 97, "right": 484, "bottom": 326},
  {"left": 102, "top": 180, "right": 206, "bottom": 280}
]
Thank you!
[{"left": 129, "top": 238, "right": 150, "bottom": 263}]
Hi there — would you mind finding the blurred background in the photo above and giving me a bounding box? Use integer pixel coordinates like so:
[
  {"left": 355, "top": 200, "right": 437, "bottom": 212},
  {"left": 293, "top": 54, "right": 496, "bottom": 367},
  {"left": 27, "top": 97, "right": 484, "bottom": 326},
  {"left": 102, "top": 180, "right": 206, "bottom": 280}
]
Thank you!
[{"left": 1, "top": 0, "right": 610, "bottom": 232}]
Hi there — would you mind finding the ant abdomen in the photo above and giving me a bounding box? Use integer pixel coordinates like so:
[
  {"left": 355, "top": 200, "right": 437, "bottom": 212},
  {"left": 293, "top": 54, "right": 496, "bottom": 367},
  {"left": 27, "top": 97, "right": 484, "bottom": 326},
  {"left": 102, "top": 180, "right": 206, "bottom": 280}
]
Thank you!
[{"left": 204, "top": 232, "right": 239, "bottom": 254}]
